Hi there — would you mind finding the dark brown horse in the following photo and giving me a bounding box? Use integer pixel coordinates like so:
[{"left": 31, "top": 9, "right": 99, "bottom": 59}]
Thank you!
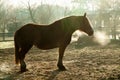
[{"left": 14, "top": 13, "right": 94, "bottom": 72}]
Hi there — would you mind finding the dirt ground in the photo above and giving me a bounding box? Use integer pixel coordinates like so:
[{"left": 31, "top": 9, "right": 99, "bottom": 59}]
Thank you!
[{"left": 0, "top": 41, "right": 120, "bottom": 80}]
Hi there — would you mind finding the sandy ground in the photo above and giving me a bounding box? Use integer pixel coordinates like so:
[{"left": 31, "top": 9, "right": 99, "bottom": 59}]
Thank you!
[
  {"left": 0, "top": 41, "right": 14, "bottom": 49},
  {"left": 0, "top": 41, "right": 120, "bottom": 80}
]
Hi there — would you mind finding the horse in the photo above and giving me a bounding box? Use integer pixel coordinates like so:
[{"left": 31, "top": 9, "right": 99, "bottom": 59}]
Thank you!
[{"left": 14, "top": 13, "right": 94, "bottom": 72}]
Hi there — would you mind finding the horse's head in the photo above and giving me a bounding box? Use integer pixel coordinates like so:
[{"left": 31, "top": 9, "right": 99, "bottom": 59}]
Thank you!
[{"left": 79, "top": 13, "right": 94, "bottom": 36}]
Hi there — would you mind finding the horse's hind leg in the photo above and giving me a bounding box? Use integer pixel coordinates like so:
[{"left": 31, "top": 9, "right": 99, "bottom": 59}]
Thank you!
[{"left": 19, "top": 45, "right": 32, "bottom": 72}]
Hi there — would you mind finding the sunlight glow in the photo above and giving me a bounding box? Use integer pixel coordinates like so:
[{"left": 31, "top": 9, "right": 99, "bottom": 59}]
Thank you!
[
  {"left": 7, "top": 0, "right": 73, "bottom": 8},
  {"left": 86, "top": 1, "right": 99, "bottom": 11},
  {"left": 0, "top": 42, "right": 14, "bottom": 49},
  {"left": 8, "top": 0, "right": 40, "bottom": 7},
  {"left": 8, "top": 0, "right": 21, "bottom": 7},
  {"left": 9, "top": 0, "right": 19, "bottom": 7}
]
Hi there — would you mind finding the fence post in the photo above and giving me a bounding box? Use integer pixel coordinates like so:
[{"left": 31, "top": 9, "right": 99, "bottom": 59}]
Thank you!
[{"left": 1, "top": 23, "right": 7, "bottom": 41}]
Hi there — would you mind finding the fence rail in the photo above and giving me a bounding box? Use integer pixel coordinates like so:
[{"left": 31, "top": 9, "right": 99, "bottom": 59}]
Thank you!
[
  {"left": 0, "top": 28, "right": 120, "bottom": 42},
  {"left": 0, "top": 33, "right": 14, "bottom": 42}
]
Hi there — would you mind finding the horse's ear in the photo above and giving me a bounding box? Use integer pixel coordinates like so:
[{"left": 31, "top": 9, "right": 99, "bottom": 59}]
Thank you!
[{"left": 84, "top": 13, "right": 87, "bottom": 17}]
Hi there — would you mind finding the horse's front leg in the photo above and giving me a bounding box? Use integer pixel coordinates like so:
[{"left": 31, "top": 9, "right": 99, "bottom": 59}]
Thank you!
[
  {"left": 20, "top": 60, "right": 27, "bottom": 72},
  {"left": 57, "top": 45, "right": 67, "bottom": 71}
]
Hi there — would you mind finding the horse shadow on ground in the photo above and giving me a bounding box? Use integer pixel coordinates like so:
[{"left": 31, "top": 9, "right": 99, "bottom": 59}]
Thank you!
[
  {"left": 0, "top": 71, "right": 21, "bottom": 80},
  {"left": 0, "top": 69, "right": 64, "bottom": 80}
]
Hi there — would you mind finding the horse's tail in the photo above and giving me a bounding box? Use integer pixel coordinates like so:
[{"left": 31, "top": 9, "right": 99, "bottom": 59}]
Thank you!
[{"left": 14, "top": 33, "right": 20, "bottom": 65}]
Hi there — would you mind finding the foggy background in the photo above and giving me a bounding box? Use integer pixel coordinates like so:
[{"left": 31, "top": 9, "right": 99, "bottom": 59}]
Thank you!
[
  {"left": 0, "top": 1, "right": 120, "bottom": 80},
  {"left": 0, "top": 0, "right": 120, "bottom": 44}
]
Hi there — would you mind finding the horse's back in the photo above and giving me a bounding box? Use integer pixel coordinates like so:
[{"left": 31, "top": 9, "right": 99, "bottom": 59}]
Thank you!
[
  {"left": 14, "top": 16, "right": 79, "bottom": 48},
  {"left": 14, "top": 23, "right": 63, "bottom": 48}
]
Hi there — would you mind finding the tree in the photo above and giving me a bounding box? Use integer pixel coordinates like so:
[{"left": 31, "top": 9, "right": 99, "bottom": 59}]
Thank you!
[
  {"left": 0, "top": 0, "right": 10, "bottom": 40},
  {"left": 27, "top": 0, "right": 36, "bottom": 23},
  {"left": 99, "top": 0, "right": 120, "bottom": 39}
]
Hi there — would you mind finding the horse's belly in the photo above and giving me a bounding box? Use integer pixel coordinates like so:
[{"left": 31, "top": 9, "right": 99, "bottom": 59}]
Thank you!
[{"left": 34, "top": 42, "right": 59, "bottom": 50}]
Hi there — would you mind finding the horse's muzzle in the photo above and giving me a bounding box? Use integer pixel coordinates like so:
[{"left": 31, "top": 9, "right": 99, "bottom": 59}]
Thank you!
[{"left": 88, "top": 30, "right": 94, "bottom": 36}]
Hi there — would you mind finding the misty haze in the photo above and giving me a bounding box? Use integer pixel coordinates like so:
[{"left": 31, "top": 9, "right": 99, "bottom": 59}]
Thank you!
[{"left": 0, "top": 0, "right": 120, "bottom": 80}]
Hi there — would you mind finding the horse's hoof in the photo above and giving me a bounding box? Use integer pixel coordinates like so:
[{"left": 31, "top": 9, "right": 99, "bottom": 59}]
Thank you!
[
  {"left": 20, "top": 69, "right": 28, "bottom": 73},
  {"left": 58, "top": 66, "right": 66, "bottom": 71}
]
